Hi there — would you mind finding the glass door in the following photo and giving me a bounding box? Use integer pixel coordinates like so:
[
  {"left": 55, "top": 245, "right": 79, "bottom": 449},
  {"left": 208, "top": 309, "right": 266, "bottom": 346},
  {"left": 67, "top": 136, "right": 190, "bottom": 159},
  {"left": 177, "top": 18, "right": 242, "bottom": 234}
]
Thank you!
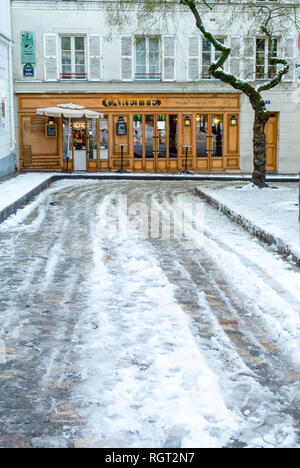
[
  {"left": 133, "top": 114, "right": 167, "bottom": 172},
  {"left": 196, "top": 113, "right": 224, "bottom": 170},
  {"left": 211, "top": 114, "right": 223, "bottom": 158},
  {"left": 73, "top": 120, "right": 87, "bottom": 171}
]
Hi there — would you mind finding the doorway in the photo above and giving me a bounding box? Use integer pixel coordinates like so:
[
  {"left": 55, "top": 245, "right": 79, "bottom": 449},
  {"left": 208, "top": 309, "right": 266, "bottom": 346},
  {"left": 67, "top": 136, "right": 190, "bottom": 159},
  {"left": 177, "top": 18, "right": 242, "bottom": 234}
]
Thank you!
[
  {"left": 196, "top": 113, "right": 224, "bottom": 170},
  {"left": 265, "top": 113, "right": 278, "bottom": 171},
  {"left": 133, "top": 114, "right": 167, "bottom": 172},
  {"left": 73, "top": 120, "right": 87, "bottom": 171}
]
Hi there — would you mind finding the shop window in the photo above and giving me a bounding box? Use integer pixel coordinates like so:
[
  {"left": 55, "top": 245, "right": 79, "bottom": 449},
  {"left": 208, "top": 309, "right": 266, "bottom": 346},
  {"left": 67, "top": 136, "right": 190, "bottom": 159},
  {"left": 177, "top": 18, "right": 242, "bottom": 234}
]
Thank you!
[
  {"left": 145, "top": 115, "right": 155, "bottom": 158},
  {"left": 99, "top": 118, "right": 109, "bottom": 160},
  {"left": 88, "top": 119, "right": 97, "bottom": 159},
  {"left": 60, "top": 36, "right": 87, "bottom": 80},
  {"left": 169, "top": 115, "right": 178, "bottom": 158},
  {"left": 135, "top": 37, "right": 161, "bottom": 80},
  {"left": 256, "top": 38, "right": 278, "bottom": 79},
  {"left": 157, "top": 115, "right": 166, "bottom": 158},
  {"left": 133, "top": 115, "right": 143, "bottom": 158},
  {"left": 196, "top": 114, "right": 208, "bottom": 157}
]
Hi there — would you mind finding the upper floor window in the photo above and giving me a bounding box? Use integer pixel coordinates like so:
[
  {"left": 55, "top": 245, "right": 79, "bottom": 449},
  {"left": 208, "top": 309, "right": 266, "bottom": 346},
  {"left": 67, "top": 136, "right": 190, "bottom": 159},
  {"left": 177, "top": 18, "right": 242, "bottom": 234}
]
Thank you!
[
  {"left": 202, "top": 38, "right": 224, "bottom": 79},
  {"left": 135, "top": 37, "right": 160, "bottom": 80},
  {"left": 61, "top": 36, "right": 87, "bottom": 80},
  {"left": 188, "top": 36, "right": 224, "bottom": 81},
  {"left": 256, "top": 38, "right": 278, "bottom": 79}
]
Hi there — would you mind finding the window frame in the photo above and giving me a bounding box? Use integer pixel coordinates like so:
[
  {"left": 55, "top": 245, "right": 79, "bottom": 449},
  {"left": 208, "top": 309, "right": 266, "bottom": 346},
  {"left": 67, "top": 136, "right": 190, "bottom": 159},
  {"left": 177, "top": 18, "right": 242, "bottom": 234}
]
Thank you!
[
  {"left": 201, "top": 36, "right": 225, "bottom": 80},
  {"left": 60, "top": 35, "right": 87, "bottom": 81},
  {"left": 134, "top": 36, "right": 161, "bottom": 81},
  {"left": 255, "top": 37, "right": 278, "bottom": 80}
]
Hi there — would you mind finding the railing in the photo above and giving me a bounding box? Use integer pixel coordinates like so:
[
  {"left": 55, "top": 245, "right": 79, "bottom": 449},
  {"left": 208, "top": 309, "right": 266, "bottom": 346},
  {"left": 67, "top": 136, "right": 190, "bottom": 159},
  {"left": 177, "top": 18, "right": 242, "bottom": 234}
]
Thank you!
[
  {"left": 60, "top": 72, "right": 87, "bottom": 80},
  {"left": 135, "top": 73, "right": 161, "bottom": 80}
]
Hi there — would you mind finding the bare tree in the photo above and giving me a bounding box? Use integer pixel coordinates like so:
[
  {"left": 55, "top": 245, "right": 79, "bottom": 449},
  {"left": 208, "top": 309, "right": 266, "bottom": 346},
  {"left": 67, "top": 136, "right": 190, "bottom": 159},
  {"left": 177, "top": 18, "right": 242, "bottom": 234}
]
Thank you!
[
  {"left": 180, "top": 0, "right": 294, "bottom": 186},
  {"left": 102, "top": 0, "right": 299, "bottom": 186}
]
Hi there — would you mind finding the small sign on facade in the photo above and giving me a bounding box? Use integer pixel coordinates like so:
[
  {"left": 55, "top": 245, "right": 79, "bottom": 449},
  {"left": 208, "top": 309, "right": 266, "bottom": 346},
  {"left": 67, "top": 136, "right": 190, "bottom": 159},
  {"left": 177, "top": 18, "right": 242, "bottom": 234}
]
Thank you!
[
  {"left": 45, "top": 124, "right": 57, "bottom": 138},
  {"left": 20, "top": 33, "right": 35, "bottom": 64},
  {"left": 23, "top": 63, "right": 35, "bottom": 78},
  {"left": 116, "top": 120, "right": 127, "bottom": 136}
]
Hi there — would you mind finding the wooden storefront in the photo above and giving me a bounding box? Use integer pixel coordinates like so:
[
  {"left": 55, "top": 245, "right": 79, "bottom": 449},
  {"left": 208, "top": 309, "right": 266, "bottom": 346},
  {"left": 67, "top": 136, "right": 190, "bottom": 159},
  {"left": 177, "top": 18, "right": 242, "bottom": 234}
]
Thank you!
[{"left": 18, "top": 93, "right": 241, "bottom": 173}]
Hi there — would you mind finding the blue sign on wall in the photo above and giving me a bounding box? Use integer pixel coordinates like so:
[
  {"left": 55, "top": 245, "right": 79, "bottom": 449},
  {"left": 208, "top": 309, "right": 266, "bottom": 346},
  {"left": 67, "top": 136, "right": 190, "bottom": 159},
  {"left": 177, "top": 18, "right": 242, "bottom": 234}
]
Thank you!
[{"left": 23, "top": 63, "right": 35, "bottom": 78}]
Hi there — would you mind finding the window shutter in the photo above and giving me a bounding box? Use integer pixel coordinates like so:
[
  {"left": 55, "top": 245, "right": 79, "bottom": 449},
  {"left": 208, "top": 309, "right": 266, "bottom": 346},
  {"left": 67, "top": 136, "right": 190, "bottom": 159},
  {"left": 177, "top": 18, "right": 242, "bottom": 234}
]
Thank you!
[
  {"left": 282, "top": 37, "right": 295, "bottom": 82},
  {"left": 188, "top": 36, "right": 200, "bottom": 81},
  {"left": 88, "top": 34, "right": 102, "bottom": 81},
  {"left": 162, "top": 35, "right": 176, "bottom": 81},
  {"left": 120, "top": 36, "right": 133, "bottom": 81},
  {"left": 44, "top": 33, "right": 58, "bottom": 82},
  {"left": 243, "top": 37, "right": 255, "bottom": 81},
  {"left": 230, "top": 37, "right": 241, "bottom": 78}
]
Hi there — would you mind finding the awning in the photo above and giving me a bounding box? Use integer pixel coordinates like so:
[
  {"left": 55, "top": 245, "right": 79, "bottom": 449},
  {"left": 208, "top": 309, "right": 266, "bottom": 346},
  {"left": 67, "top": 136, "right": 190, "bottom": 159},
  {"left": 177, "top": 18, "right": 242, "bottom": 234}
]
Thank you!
[{"left": 36, "top": 102, "right": 103, "bottom": 119}]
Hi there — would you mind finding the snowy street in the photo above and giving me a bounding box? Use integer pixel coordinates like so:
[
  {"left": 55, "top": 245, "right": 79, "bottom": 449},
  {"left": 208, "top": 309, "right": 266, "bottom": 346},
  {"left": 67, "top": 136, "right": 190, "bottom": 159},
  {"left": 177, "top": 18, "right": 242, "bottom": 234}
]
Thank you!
[{"left": 0, "top": 179, "right": 299, "bottom": 448}]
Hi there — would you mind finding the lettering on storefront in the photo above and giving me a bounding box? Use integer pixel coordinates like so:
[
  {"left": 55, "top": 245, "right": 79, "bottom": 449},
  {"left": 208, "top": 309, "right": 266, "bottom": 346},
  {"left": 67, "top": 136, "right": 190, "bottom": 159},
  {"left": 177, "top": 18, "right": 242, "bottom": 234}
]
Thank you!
[{"left": 102, "top": 98, "right": 161, "bottom": 107}]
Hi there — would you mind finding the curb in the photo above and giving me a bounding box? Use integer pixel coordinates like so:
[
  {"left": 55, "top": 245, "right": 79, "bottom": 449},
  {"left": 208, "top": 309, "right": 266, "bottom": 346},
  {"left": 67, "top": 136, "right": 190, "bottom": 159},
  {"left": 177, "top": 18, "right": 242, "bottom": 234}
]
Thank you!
[
  {"left": 194, "top": 187, "right": 300, "bottom": 268},
  {"left": 0, "top": 177, "right": 54, "bottom": 224},
  {"left": 53, "top": 173, "right": 299, "bottom": 183}
]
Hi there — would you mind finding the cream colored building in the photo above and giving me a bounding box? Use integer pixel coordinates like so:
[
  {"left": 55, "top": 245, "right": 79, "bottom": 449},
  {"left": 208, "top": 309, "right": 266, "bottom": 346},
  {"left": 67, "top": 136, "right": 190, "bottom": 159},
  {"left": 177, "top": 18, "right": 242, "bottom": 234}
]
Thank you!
[
  {"left": 0, "top": 0, "right": 15, "bottom": 177},
  {"left": 11, "top": 0, "right": 300, "bottom": 174}
]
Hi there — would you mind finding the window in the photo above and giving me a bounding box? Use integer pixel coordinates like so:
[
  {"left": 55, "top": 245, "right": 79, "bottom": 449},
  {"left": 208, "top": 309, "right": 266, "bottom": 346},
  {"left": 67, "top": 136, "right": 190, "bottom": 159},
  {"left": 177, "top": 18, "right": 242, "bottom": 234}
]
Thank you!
[
  {"left": 60, "top": 36, "right": 86, "bottom": 80},
  {"left": 256, "top": 38, "right": 278, "bottom": 79},
  {"left": 135, "top": 37, "right": 160, "bottom": 80},
  {"left": 202, "top": 38, "right": 224, "bottom": 79}
]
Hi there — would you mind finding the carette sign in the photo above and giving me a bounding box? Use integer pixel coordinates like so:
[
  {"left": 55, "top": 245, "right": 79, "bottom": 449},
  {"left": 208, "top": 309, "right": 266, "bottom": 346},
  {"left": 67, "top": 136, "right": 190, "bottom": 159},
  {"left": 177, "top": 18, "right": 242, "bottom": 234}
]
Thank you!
[{"left": 102, "top": 98, "right": 161, "bottom": 107}]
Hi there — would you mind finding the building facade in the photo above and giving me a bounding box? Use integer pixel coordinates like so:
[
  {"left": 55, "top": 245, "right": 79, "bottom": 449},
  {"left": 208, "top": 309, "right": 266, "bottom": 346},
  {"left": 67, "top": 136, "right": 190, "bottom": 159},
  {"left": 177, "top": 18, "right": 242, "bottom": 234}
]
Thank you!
[
  {"left": 0, "top": 0, "right": 15, "bottom": 177},
  {"left": 11, "top": 0, "right": 300, "bottom": 174}
]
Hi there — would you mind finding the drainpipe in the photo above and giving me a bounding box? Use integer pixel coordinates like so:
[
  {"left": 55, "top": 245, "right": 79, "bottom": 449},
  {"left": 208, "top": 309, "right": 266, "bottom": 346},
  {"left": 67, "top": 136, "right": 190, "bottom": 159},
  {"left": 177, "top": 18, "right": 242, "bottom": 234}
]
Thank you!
[
  {"left": 8, "top": 3, "right": 15, "bottom": 162},
  {"left": 8, "top": 40, "right": 15, "bottom": 158}
]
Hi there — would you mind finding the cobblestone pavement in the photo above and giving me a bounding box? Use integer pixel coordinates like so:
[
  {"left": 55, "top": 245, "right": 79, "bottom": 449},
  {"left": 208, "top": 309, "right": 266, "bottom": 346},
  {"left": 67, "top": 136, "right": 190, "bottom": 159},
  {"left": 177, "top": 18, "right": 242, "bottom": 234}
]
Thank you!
[{"left": 0, "top": 180, "right": 299, "bottom": 448}]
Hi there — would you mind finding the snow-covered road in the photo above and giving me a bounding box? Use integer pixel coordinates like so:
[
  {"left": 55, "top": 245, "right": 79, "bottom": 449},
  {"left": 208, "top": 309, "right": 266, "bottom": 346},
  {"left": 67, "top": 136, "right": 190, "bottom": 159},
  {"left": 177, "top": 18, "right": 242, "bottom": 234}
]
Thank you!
[{"left": 0, "top": 180, "right": 299, "bottom": 448}]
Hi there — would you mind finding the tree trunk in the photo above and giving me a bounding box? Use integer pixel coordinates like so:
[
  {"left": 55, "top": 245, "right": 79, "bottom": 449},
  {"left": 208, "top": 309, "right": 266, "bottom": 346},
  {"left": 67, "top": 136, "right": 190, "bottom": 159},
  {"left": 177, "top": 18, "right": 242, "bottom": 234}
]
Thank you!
[{"left": 252, "top": 111, "right": 269, "bottom": 187}]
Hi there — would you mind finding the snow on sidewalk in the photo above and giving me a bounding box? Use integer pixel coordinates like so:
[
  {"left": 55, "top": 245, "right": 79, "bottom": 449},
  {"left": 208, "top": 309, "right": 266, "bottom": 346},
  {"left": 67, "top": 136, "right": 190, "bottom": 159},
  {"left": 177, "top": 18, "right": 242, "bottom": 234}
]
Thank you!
[
  {"left": 0, "top": 172, "right": 55, "bottom": 213},
  {"left": 196, "top": 182, "right": 300, "bottom": 261}
]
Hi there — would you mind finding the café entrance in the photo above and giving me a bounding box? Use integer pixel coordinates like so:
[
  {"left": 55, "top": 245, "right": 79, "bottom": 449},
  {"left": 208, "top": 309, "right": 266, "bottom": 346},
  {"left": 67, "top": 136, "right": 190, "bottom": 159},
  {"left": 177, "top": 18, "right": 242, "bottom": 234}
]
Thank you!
[
  {"left": 18, "top": 93, "right": 241, "bottom": 173},
  {"left": 133, "top": 114, "right": 168, "bottom": 172},
  {"left": 73, "top": 120, "right": 87, "bottom": 171}
]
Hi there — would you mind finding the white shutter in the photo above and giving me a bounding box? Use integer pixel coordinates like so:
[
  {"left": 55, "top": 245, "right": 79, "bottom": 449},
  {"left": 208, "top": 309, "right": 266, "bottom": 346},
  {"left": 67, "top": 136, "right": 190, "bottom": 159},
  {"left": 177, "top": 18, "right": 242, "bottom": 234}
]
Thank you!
[
  {"left": 243, "top": 37, "right": 255, "bottom": 81},
  {"left": 282, "top": 37, "right": 295, "bottom": 82},
  {"left": 188, "top": 36, "right": 200, "bottom": 81},
  {"left": 162, "top": 35, "right": 176, "bottom": 82},
  {"left": 88, "top": 34, "right": 102, "bottom": 81},
  {"left": 120, "top": 36, "right": 133, "bottom": 81},
  {"left": 230, "top": 37, "right": 241, "bottom": 78},
  {"left": 44, "top": 33, "right": 58, "bottom": 82}
]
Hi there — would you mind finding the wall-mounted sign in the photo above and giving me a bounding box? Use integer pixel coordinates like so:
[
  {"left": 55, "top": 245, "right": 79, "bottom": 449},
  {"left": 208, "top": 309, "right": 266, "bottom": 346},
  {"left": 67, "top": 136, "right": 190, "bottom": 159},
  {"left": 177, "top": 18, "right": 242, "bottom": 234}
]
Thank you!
[
  {"left": 103, "top": 98, "right": 161, "bottom": 108},
  {"left": 45, "top": 124, "right": 57, "bottom": 138},
  {"left": 20, "top": 33, "right": 35, "bottom": 64},
  {"left": 23, "top": 63, "right": 35, "bottom": 78}
]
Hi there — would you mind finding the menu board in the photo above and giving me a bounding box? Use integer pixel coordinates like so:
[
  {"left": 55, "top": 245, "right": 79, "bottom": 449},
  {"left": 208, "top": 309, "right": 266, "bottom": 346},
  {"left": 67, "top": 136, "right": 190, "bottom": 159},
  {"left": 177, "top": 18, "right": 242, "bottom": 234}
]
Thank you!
[
  {"left": 116, "top": 121, "right": 127, "bottom": 136},
  {"left": 46, "top": 124, "right": 57, "bottom": 138}
]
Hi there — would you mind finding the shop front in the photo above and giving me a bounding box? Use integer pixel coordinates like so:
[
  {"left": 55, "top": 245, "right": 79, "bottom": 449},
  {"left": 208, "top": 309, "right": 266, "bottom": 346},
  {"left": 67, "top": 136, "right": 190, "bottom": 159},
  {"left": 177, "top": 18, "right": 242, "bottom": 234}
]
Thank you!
[{"left": 18, "top": 93, "right": 241, "bottom": 173}]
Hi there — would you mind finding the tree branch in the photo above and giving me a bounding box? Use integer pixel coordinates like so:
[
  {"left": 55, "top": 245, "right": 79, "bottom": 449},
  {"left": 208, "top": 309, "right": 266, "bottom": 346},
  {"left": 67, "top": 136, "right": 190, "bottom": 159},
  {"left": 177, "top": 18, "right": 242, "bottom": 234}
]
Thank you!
[{"left": 256, "top": 25, "right": 290, "bottom": 93}]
